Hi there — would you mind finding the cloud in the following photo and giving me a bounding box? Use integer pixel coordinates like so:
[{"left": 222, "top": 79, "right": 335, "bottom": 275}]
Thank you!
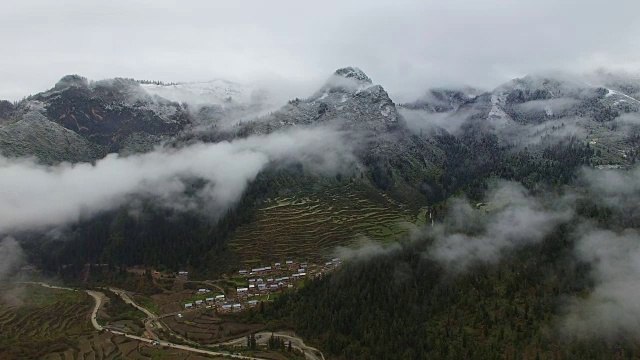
[
  {"left": 579, "top": 166, "right": 640, "bottom": 220},
  {"left": 517, "top": 117, "right": 588, "bottom": 146},
  {"left": 399, "top": 107, "right": 479, "bottom": 135},
  {"left": 0, "top": 126, "right": 356, "bottom": 235},
  {"left": 515, "top": 98, "right": 581, "bottom": 114},
  {"left": 0, "top": 236, "right": 26, "bottom": 305},
  {"left": 0, "top": 237, "right": 24, "bottom": 282},
  {"left": 428, "top": 181, "right": 573, "bottom": 271},
  {"left": 562, "top": 228, "right": 640, "bottom": 339},
  {"left": 334, "top": 236, "right": 402, "bottom": 262},
  {"left": 616, "top": 113, "right": 640, "bottom": 125},
  {"left": 2, "top": 0, "right": 640, "bottom": 102}
]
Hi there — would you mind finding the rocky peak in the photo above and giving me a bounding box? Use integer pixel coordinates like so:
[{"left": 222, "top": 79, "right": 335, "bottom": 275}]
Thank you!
[
  {"left": 54, "top": 74, "right": 89, "bottom": 90},
  {"left": 334, "top": 67, "right": 372, "bottom": 84}
]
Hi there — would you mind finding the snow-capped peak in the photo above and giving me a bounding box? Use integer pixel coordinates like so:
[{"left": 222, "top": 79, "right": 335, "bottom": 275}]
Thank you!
[{"left": 334, "top": 67, "right": 372, "bottom": 84}]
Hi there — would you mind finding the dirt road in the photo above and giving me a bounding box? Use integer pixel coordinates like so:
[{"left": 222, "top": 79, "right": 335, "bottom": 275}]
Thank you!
[
  {"left": 85, "top": 290, "right": 106, "bottom": 331},
  {"left": 222, "top": 331, "right": 325, "bottom": 360},
  {"left": 107, "top": 329, "right": 267, "bottom": 360},
  {"left": 30, "top": 282, "right": 320, "bottom": 360},
  {"left": 30, "top": 282, "right": 269, "bottom": 359}
]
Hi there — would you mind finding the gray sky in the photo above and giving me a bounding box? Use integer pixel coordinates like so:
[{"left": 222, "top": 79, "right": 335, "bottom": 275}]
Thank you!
[{"left": 2, "top": 0, "right": 640, "bottom": 101}]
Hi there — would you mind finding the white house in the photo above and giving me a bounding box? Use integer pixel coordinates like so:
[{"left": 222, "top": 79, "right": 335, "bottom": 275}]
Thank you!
[{"left": 184, "top": 303, "right": 193, "bottom": 309}]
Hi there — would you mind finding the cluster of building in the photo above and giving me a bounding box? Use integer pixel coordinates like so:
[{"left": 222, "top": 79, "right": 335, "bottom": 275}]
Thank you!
[
  {"left": 179, "top": 258, "right": 342, "bottom": 315},
  {"left": 235, "top": 258, "right": 342, "bottom": 297},
  {"left": 183, "top": 294, "right": 225, "bottom": 310}
]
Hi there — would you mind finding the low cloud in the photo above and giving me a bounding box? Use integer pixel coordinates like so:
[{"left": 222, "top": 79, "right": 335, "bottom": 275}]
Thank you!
[
  {"left": 515, "top": 98, "right": 580, "bottom": 114},
  {"left": 518, "top": 117, "right": 587, "bottom": 146},
  {"left": 580, "top": 166, "right": 640, "bottom": 220},
  {"left": 399, "top": 107, "right": 478, "bottom": 135},
  {"left": 334, "top": 236, "right": 402, "bottom": 262},
  {"left": 0, "top": 126, "right": 356, "bottom": 235},
  {"left": 0, "top": 236, "right": 26, "bottom": 305},
  {"left": 428, "top": 181, "right": 573, "bottom": 271},
  {"left": 0, "top": 237, "right": 24, "bottom": 281},
  {"left": 562, "top": 228, "right": 640, "bottom": 339},
  {"left": 616, "top": 113, "right": 640, "bottom": 125}
]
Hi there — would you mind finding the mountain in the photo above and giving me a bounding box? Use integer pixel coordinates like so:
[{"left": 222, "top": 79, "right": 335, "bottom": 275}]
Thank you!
[
  {"left": 4, "top": 67, "right": 640, "bottom": 360},
  {"left": 0, "top": 104, "right": 102, "bottom": 164},
  {"left": 3, "top": 67, "right": 634, "bottom": 277},
  {"left": 401, "top": 71, "right": 640, "bottom": 167},
  {"left": 0, "top": 75, "right": 191, "bottom": 163},
  {"left": 240, "top": 67, "right": 403, "bottom": 133}
]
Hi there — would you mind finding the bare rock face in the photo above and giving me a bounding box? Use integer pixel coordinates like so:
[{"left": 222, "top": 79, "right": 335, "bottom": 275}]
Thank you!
[{"left": 0, "top": 75, "right": 194, "bottom": 163}]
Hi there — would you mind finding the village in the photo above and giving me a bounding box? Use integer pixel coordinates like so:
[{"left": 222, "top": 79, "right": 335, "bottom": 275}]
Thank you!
[{"left": 178, "top": 258, "right": 341, "bottom": 315}]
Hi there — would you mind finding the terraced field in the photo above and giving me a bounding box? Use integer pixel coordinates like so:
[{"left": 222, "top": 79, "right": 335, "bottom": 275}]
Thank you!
[
  {"left": 229, "top": 183, "right": 425, "bottom": 265},
  {"left": 164, "top": 310, "right": 264, "bottom": 344},
  {"left": 0, "top": 284, "right": 93, "bottom": 359},
  {"left": 42, "top": 331, "right": 219, "bottom": 360},
  {"left": 0, "top": 284, "right": 222, "bottom": 359}
]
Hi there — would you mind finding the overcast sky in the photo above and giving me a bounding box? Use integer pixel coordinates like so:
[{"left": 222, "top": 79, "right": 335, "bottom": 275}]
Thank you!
[{"left": 2, "top": 0, "right": 640, "bottom": 101}]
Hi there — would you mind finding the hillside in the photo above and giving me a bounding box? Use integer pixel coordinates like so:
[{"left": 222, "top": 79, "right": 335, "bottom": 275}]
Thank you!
[{"left": 2, "top": 67, "right": 637, "bottom": 277}]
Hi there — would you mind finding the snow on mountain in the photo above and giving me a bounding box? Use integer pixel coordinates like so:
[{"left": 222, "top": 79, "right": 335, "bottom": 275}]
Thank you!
[{"left": 140, "top": 80, "right": 254, "bottom": 106}]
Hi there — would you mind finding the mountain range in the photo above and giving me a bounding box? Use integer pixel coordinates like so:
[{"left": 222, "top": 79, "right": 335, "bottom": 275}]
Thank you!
[{"left": 2, "top": 67, "right": 639, "bottom": 275}]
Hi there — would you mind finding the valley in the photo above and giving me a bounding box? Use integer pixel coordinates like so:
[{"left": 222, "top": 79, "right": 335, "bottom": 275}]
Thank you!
[{"left": 2, "top": 66, "right": 640, "bottom": 359}]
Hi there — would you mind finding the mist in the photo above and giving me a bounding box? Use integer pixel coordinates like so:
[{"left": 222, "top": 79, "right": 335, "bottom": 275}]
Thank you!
[
  {"left": 0, "top": 126, "right": 356, "bottom": 235},
  {"left": 563, "top": 227, "right": 640, "bottom": 339},
  {"left": 0, "top": 237, "right": 24, "bottom": 282},
  {"left": 428, "top": 181, "right": 573, "bottom": 271},
  {"left": 399, "top": 107, "right": 478, "bottom": 135}
]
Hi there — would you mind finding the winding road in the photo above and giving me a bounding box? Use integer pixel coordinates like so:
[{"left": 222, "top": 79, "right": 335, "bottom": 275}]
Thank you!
[
  {"left": 85, "top": 290, "right": 106, "bottom": 331},
  {"left": 29, "top": 282, "right": 324, "bottom": 360}
]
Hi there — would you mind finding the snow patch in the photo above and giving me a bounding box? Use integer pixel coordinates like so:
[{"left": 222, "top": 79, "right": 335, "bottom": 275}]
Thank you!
[
  {"left": 380, "top": 105, "right": 392, "bottom": 117},
  {"left": 141, "top": 80, "right": 252, "bottom": 106},
  {"left": 488, "top": 93, "right": 512, "bottom": 125}
]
